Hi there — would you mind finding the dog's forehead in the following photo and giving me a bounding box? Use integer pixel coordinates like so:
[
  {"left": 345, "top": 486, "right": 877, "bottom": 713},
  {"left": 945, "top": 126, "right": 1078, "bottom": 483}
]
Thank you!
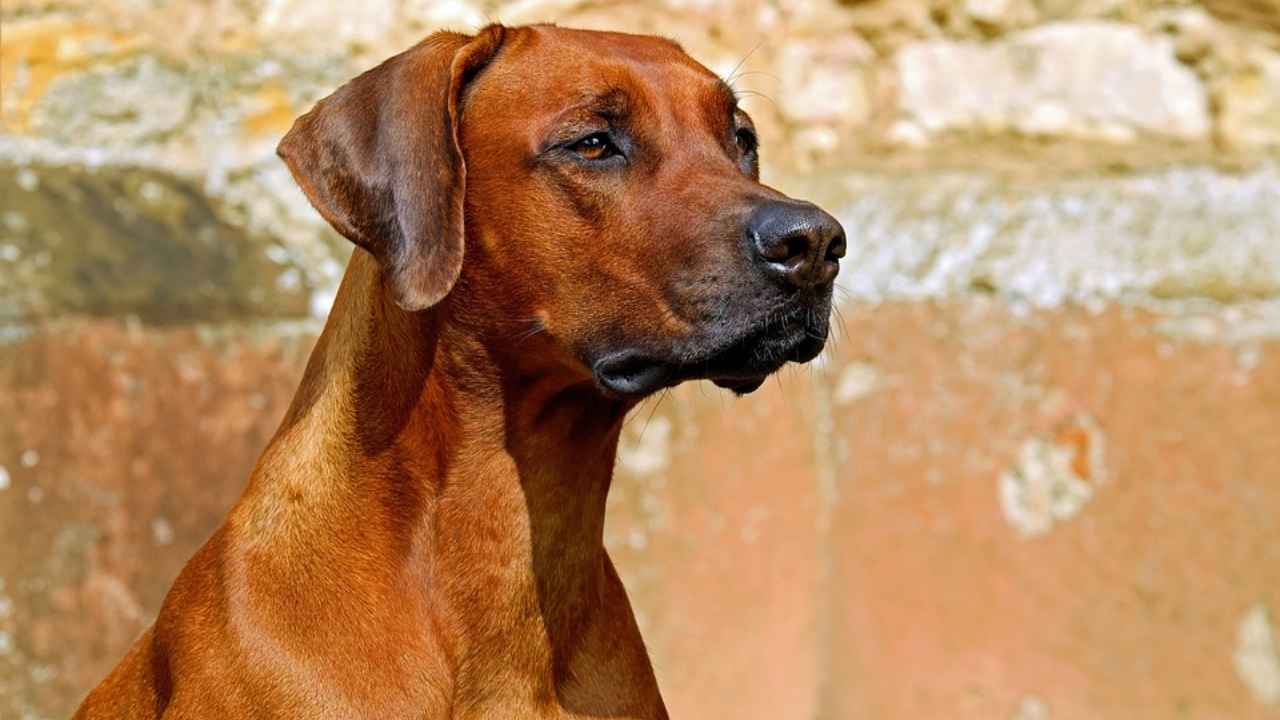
[
  {"left": 518, "top": 25, "right": 702, "bottom": 66},
  {"left": 471, "top": 25, "right": 730, "bottom": 120}
]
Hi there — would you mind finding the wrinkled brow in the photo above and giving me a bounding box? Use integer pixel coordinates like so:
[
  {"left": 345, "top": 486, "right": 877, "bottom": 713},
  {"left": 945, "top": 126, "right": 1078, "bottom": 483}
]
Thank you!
[
  {"left": 558, "top": 88, "right": 630, "bottom": 122},
  {"left": 537, "top": 88, "right": 631, "bottom": 149}
]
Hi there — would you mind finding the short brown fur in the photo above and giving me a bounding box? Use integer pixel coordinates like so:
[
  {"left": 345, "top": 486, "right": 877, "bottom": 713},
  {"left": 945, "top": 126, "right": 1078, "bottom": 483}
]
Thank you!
[{"left": 76, "top": 23, "right": 842, "bottom": 719}]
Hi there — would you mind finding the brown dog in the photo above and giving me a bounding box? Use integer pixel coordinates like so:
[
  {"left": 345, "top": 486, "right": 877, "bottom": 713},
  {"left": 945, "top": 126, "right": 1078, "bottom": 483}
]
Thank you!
[{"left": 75, "top": 24, "right": 843, "bottom": 719}]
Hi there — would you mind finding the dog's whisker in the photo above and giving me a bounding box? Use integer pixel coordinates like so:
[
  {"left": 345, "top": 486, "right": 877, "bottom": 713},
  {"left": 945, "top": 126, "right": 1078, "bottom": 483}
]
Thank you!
[{"left": 722, "top": 40, "right": 765, "bottom": 87}]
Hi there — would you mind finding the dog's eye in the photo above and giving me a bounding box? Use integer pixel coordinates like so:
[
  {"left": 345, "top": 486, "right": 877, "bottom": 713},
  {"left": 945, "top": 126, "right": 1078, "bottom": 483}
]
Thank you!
[
  {"left": 735, "top": 127, "right": 758, "bottom": 156},
  {"left": 570, "top": 133, "right": 620, "bottom": 161}
]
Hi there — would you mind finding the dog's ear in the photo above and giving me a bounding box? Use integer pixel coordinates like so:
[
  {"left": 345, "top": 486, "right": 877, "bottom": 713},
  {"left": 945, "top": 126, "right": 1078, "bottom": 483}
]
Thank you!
[{"left": 278, "top": 26, "right": 505, "bottom": 311}]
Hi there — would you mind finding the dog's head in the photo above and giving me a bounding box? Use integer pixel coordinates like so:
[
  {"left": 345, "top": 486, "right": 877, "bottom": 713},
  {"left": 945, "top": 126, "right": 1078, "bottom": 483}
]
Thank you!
[{"left": 280, "top": 24, "right": 844, "bottom": 399}]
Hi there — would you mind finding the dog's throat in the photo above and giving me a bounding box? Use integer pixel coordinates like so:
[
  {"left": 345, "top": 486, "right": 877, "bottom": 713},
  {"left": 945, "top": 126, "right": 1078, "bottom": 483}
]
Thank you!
[{"left": 235, "top": 252, "right": 663, "bottom": 714}]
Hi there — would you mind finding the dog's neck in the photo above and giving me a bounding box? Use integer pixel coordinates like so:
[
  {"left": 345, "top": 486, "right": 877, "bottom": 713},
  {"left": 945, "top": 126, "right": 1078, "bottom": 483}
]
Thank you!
[{"left": 236, "top": 251, "right": 658, "bottom": 709}]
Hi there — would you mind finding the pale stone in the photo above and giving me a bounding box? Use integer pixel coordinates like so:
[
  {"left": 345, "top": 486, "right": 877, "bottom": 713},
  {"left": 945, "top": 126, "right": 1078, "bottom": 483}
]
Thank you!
[
  {"left": 498, "top": 0, "right": 589, "bottom": 25},
  {"left": 822, "top": 166, "right": 1280, "bottom": 307},
  {"left": 257, "top": 0, "right": 397, "bottom": 47},
  {"left": 894, "top": 21, "right": 1210, "bottom": 141},
  {"left": 965, "top": 0, "right": 1038, "bottom": 30},
  {"left": 651, "top": 0, "right": 783, "bottom": 51},
  {"left": 792, "top": 125, "right": 841, "bottom": 157},
  {"left": 1159, "top": 7, "right": 1226, "bottom": 64},
  {"left": 31, "top": 55, "right": 194, "bottom": 146},
  {"left": 1235, "top": 603, "right": 1280, "bottom": 706},
  {"left": 1036, "top": 0, "right": 1124, "bottom": 19},
  {"left": 842, "top": 0, "right": 935, "bottom": 47},
  {"left": 662, "top": 0, "right": 738, "bottom": 12},
  {"left": 403, "top": 0, "right": 488, "bottom": 31},
  {"left": 885, "top": 120, "right": 929, "bottom": 147},
  {"left": 1016, "top": 102, "right": 1071, "bottom": 135},
  {"left": 775, "top": 0, "right": 857, "bottom": 35},
  {"left": 1218, "top": 50, "right": 1280, "bottom": 148},
  {"left": 777, "top": 37, "right": 873, "bottom": 125}
]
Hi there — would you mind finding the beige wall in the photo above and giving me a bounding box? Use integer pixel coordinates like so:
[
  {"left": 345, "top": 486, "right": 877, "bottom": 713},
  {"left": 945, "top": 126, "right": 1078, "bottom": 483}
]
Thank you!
[{"left": 2, "top": 1, "right": 1279, "bottom": 718}]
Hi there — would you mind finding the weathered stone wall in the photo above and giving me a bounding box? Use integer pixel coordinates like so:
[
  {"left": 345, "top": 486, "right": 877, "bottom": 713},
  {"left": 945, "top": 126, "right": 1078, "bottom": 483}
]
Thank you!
[{"left": 2, "top": 1, "right": 1279, "bottom": 718}]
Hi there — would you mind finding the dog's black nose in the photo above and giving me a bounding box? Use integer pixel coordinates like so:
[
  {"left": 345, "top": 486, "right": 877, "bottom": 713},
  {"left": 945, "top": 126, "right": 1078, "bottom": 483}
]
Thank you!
[{"left": 746, "top": 201, "right": 845, "bottom": 290}]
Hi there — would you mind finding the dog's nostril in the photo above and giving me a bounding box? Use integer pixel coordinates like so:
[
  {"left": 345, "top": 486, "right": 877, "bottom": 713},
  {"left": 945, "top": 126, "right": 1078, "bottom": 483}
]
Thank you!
[
  {"left": 755, "top": 230, "right": 809, "bottom": 264},
  {"left": 825, "top": 232, "right": 847, "bottom": 262},
  {"left": 782, "top": 232, "right": 811, "bottom": 265}
]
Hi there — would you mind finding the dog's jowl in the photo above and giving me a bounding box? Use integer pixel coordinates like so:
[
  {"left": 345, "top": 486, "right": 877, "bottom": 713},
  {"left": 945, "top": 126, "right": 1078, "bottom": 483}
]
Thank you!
[{"left": 75, "top": 24, "right": 844, "bottom": 720}]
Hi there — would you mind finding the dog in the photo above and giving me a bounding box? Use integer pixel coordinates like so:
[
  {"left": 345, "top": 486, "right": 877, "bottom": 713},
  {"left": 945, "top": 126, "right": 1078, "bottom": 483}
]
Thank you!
[{"left": 75, "top": 23, "right": 844, "bottom": 719}]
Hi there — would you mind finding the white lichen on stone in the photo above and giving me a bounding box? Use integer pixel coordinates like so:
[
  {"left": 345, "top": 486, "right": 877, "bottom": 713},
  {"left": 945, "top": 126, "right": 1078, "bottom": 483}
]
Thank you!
[
  {"left": 1155, "top": 300, "right": 1280, "bottom": 343},
  {"left": 626, "top": 528, "right": 648, "bottom": 551},
  {"left": 999, "top": 433, "right": 1095, "bottom": 537},
  {"left": 14, "top": 168, "right": 38, "bottom": 192},
  {"left": 834, "top": 361, "right": 883, "bottom": 405},
  {"left": 31, "top": 55, "right": 195, "bottom": 145},
  {"left": 1235, "top": 602, "right": 1280, "bottom": 707},
  {"left": 151, "top": 517, "right": 175, "bottom": 546},
  {"left": 1011, "top": 694, "right": 1050, "bottom": 720},
  {"left": 617, "top": 415, "right": 672, "bottom": 476},
  {"left": 829, "top": 166, "right": 1280, "bottom": 308}
]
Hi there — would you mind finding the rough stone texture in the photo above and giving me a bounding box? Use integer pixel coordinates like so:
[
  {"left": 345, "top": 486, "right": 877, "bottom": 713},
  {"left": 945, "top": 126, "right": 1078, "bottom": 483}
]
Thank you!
[
  {"left": 0, "top": 321, "right": 316, "bottom": 718},
  {"left": 1201, "top": 0, "right": 1280, "bottom": 34},
  {"left": 1218, "top": 49, "right": 1280, "bottom": 148},
  {"left": 821, "top": 302, "right": 1280, "bottom": 719},
  {"left": 815, "top": 165, "right": 1280, "bottom": 307},
  {"left": 4, "top": 303, "right": 1278, "bottom": 719},
  {"left": 777, "top": 37, "right": 875, "bottom": 127},
  {"left": 29, "top": 56, "right": 195, "bottom": 147},
  {"left": 3, "top": 0, "right": 1279, "bottom": 196},
  {"left": 0, "top": 162, "right": 318, "bottom": 323},
  {"left": 893, "top": 22, "right": 1211, "bottom": 142},
  {"left": 964, "top": 0, "right": 1039, "bottom": 31},
  {"left": 4, "top": 1, "right": 1280, "bottom": 718},
  {"left": 255, "top": 0, "right": 400, "bottom": 49}
]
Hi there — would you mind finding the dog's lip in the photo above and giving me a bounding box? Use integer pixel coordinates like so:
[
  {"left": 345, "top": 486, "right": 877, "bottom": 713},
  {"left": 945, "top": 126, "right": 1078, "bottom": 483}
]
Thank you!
[
  {"left": 594, "top": 349, "right": 767, "bottom": 399},
  {"left": 710, "top": 375, "right": 767, "bottom": 394},
  {"left": 592, "top": 305, "right": 829, "bottom": 399},
  {"left": 593, "top": 350, "right": 679, "bottom": 398}
]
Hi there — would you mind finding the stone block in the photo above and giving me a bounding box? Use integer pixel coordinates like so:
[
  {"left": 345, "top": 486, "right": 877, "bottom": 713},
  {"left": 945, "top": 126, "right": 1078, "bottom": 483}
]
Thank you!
[
  {"left": 1218, "top": 50, "right": 1280, "bottom": 148},
  {"left": 894, "top": 22, "right": 1210, "bottom": 141},
  {"left": 0, "top": 162, "right": 317, "bottom": 323}
]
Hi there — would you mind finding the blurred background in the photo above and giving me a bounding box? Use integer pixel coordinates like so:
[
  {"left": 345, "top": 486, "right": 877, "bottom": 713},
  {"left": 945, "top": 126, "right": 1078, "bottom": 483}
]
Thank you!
[{"left": 2, "top": 0, "right": 1280, "bottom": 717}]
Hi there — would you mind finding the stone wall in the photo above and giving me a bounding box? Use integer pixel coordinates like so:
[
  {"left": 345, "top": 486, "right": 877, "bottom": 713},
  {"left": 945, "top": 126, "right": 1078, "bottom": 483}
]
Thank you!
[{"left": 2, "top": 1, "right": 1279, "bottom": 718}]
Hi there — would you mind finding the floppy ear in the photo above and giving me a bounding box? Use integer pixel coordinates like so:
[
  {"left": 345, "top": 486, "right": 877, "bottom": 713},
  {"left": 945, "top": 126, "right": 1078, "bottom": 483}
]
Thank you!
[{"left": 278, "top": 25, "right": 506, "bottom": 311}]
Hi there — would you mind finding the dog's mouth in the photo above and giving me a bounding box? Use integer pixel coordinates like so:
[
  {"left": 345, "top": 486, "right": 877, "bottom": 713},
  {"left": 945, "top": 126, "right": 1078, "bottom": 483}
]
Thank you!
[{"left": 592, "top": 300, "right": 830, "bottom": 399}]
